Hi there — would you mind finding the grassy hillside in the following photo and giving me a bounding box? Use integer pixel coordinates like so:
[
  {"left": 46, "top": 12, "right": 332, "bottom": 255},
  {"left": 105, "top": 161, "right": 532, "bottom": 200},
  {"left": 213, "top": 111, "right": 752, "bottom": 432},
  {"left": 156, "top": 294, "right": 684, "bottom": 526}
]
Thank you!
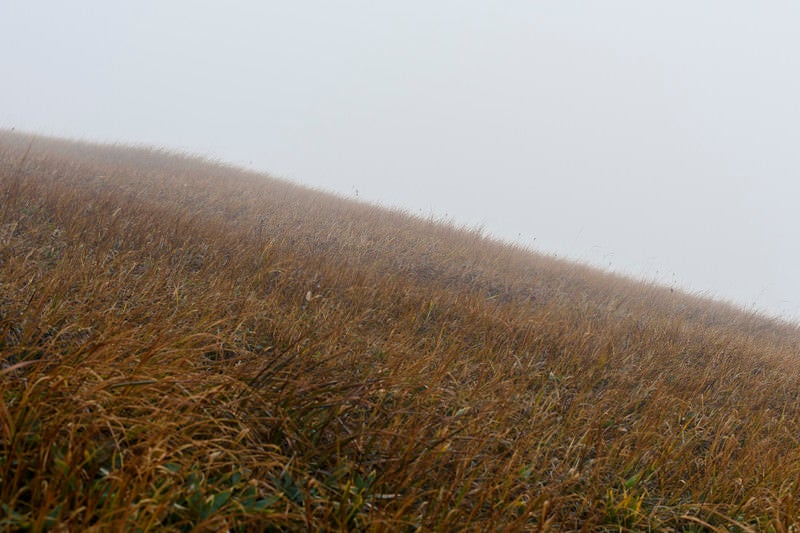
[{"left": 2, "top": 130, "right": 800, "bottom": 531}]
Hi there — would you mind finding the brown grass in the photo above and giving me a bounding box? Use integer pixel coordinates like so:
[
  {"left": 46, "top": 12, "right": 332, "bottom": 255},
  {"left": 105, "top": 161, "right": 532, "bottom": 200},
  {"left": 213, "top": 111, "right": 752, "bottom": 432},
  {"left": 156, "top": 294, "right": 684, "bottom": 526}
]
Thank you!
[{"left": 2, "top": 129, "right": 800, "bottom": 531}]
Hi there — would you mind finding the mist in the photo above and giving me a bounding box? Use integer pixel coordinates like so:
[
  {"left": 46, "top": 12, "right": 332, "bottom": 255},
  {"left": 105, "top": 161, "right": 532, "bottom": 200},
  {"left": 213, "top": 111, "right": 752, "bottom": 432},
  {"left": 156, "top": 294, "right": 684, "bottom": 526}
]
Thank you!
[{"left": 3, "top": 1, "right": 799, "bottom": 320}]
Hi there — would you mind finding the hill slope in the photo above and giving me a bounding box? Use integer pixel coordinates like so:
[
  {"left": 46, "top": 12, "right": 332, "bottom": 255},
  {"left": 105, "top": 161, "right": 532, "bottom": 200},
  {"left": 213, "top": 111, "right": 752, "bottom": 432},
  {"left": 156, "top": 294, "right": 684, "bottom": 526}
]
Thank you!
[{"left": 2, "top": 130, "right": 800, "bottom": 531}]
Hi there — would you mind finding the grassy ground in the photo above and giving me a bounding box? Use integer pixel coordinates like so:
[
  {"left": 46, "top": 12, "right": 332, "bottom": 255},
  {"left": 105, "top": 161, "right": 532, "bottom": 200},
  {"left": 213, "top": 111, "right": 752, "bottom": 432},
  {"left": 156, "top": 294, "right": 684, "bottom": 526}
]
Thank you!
[{"left": 2, "top": 130, "right": 800, "bottom": 531}]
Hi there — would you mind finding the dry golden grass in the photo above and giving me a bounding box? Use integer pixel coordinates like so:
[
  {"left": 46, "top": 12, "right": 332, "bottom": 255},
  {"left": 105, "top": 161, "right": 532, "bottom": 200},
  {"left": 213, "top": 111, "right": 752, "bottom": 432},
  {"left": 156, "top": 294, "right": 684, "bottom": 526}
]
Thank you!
[{"left": 2, "top": 129, "right": 800, "bottom": 531}]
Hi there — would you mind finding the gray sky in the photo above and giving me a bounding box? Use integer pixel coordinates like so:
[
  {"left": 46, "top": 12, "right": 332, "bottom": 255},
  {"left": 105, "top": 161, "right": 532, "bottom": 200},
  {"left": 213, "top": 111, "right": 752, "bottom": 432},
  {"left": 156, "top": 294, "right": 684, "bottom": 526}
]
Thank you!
[{"left": 3, "top": 1, "right": 800, "bottom": 321}]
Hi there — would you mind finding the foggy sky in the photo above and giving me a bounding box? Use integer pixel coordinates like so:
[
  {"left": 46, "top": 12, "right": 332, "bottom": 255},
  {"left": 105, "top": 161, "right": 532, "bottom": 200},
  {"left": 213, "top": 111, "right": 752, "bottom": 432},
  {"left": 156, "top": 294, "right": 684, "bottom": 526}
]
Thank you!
[{"left": 3, "top": 1, "right": 800, "bottom": 321}]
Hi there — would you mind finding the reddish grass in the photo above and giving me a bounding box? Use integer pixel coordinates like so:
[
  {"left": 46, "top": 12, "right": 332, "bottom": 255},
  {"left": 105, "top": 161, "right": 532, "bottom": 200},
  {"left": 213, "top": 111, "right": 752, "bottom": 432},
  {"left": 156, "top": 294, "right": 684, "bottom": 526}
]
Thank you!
[{"left": 2, "top": 129, "right": 800, "bottom": 531}]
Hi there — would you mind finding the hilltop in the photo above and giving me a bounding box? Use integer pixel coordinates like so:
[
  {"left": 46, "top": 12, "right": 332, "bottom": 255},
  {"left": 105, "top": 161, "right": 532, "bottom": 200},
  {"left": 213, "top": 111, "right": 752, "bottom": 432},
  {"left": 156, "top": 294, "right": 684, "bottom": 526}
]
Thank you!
[{"left": 2, "top": 130, "right": 800, "bottom": 531}]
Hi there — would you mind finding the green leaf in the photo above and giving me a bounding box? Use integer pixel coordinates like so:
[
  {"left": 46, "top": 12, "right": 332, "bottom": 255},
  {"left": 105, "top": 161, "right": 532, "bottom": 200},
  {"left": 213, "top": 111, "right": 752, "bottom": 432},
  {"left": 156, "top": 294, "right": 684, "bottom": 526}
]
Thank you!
[
  {"left": 209, "top": 490, "right": 232, "bottom": 513},
  {"left": 624, "top": 473, "right": 640, "bottom": 489},
  {"left": 250, "top": 495, "right": 281, "bottom": 511},
  {"left": 162, "top": 462, "right": 181, "bottom": 473}
]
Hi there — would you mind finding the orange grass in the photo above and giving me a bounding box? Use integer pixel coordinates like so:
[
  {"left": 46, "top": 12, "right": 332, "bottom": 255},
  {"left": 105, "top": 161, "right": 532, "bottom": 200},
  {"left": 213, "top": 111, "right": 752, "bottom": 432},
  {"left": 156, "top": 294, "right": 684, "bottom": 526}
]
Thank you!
[{"left": 2, "top": 129, "right": 800, "bottom": 531}]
